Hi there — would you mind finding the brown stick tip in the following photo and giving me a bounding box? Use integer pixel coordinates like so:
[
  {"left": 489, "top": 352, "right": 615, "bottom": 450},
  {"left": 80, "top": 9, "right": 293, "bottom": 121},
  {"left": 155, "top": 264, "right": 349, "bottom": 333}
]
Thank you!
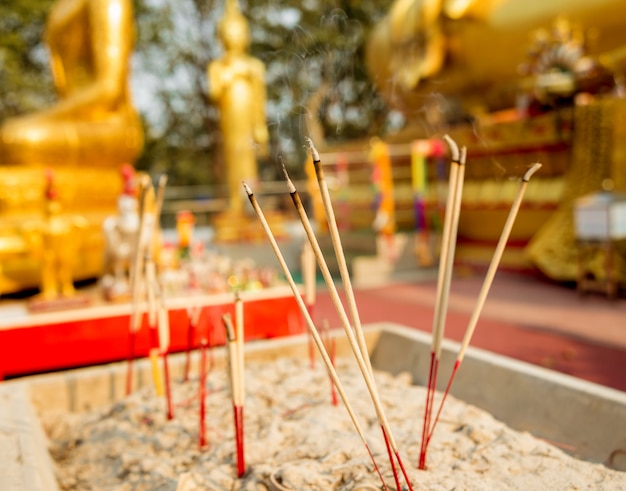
[
  {"left": 443, "top": 134, "right": 460, "bottom": 162},
  {"left": 278, "top": 157, "right": 297, "bottom": 193},
  {"left": 305, "top": 137, "right": 320, "bottom": 162},
  {"left": 222, "top": 313, "right": 235, "bottom": 341},
  {"left": 242, "top": 181, "right": 253, "bottom": 196},
  {"left": 459, "top": 146, "right": 467, "bottom": 166},
  {"left": 523, "top": 163, "right": 542, "bottom": 181}
]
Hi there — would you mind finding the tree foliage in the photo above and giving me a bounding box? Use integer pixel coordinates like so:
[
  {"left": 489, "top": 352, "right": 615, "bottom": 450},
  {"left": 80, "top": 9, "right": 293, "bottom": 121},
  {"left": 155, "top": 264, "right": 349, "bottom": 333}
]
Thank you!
[
  {"left": 0, "top": 0, "right": 55, "bottom": 118},
  {"left": 0, "top": 0, "right": 396, "bottom": 185}
]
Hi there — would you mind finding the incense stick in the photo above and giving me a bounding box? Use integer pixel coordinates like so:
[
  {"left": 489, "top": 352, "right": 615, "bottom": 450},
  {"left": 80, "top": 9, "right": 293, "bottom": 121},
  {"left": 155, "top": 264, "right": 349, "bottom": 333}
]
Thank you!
[
  {"left": 222, "top": 312, "right": 245, "bottom": 478},
  {"left": 157, "top": 287, "right": 174, "bottom": 420},
  {"left": 141, "top": 183, "right": 164, "bottom": 398},
  {"left": 198, "top": 337, "right": 208, "bottom": 448},
  {"left": 419, "top": 137, "right": 466, "bottom": 470},
  {"left": 126, "top": 175, "right": 152, "bottom": 395},
  {"left": 322, "top": 319, "right": 338, "bottom": 406},
  {"left": 199, "top": 312, "right": 216, "bottom": 449},
  {"left": 234, "top": 292, "right": 246, "bottom": 476},
  {"left": 305, "top": 139, "right": 414, "bottom": 487},
  {"left": 234, "top": 292, "right": 245, "bottom": 405},
  {"left": 301, "top": 241, "right": 317, "bottom": 368},
  {"left": 304, "top": 139, "right": 372, "bottom": 375},
  {"left": 126, "top": 174, "right": 167, "bottom": 396},
  {"left": 277, "top": 161, "right": 411, "bottom": 491},
  {"left": 184, "top": 306, "right": 202, "bottom": 382},
  {"left": 243, "top": 181, "right": 389, "bottom": 491},
  {"left": 426, "top": 163, "right": 543, "bottom": 448}
]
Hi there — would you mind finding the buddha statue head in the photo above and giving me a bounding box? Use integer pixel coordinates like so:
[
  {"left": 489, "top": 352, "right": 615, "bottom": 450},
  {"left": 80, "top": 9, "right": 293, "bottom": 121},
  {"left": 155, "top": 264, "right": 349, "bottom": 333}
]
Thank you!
[{"left": 218, "top": 0, "right": 250, "bottom": 54}]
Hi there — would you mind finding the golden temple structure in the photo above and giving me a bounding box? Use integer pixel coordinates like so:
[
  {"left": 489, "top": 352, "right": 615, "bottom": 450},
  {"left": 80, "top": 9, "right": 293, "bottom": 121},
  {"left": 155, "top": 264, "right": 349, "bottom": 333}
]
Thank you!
[{"left": 316, "top": 0, "right": 626, "bottom": 283}]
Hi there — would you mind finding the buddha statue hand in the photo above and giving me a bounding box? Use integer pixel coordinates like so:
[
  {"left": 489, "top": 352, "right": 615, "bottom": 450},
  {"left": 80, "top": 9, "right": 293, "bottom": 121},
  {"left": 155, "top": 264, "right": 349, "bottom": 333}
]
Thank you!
[{"left": 254, "top": 126, "right": 269, "bottom": 157}]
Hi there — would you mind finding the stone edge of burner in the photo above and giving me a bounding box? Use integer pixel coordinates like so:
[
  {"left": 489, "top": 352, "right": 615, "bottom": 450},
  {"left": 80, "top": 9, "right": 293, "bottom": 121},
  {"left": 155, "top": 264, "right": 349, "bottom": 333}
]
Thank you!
[
  {"left": 370, "top": 323, "right": 626, "bottom": 469},
  {"left": 0, "top": 382, "right": 61, "bottom": 491}
]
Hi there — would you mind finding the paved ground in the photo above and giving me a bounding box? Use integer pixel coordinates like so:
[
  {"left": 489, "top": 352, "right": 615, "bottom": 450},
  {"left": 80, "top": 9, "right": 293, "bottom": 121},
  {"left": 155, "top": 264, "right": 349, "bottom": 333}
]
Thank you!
[{"left": 314, "top": 271, "right": 626, "bottom": 392}]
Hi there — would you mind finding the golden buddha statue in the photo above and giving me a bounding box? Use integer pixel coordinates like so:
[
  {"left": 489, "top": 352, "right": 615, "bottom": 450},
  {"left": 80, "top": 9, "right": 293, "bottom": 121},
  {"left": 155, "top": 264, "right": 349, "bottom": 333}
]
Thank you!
[
  {"left": 23, "top": 169, "right": 88, "bottom": 304},
  {"left": 367, "top": 0, "right": 626, "bottom": 114},
  {"left": 0, "top": 0, "right": 143, "bottom": 293},
  {"left": 362, "top": 0, "right": 626, "bottom": 283},
  {"left": 208, "top": 0, "right": 269, "bottom": 219}
]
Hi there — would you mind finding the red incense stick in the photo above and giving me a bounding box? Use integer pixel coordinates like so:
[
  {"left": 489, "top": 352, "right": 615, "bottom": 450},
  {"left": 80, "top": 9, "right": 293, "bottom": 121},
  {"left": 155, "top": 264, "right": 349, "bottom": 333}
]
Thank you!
[
  {"left": 155, "top": 269, "right": 174, "bottom": 420},
  {"left": 244, "top": 181, "right": 389, "bottom": 491},
  {"left": 425, "top": 163, "right": 543, "bottom": 451},
  {"left": 286, "top": 148, "right": 413, "bottom": 491},
  {"left": 302, "top": 241, "right": 317, "bottom": 368},
  {"left": 125, "top": 327, "right": 137, "bottom": 396},
  {"left": 419, "top": 137, "right": 465, "bottom": 470},
  {"left": 184, "top": 306, "right": 202, "bottom": 382},
  {"left": 222, "top": 313, "right": 246, "bottom": 478},
  {"left": 234, "top": 404, "right": 245, "bottom": 477},
  {"left": 162, "top": 352, "right": 174, "bottom": 420},
  {"left": 126, "top": 176, "right": 152, "bottom": 395},
  {"left": 321, "top": 319, "right": 338, "bottom": 406},
  {"left": 198, "top": 338, "right": 208, "bottom": 448}
]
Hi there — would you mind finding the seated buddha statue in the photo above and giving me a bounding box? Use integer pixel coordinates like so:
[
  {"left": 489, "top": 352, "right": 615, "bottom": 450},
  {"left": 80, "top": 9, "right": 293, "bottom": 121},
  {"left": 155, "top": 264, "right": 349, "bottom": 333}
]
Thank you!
[
  {"left": 0, "top": 0, "right": 143, "bottom": 293},
  {"left": 0, "top": 0, "right": 143, "bottom": 167}
]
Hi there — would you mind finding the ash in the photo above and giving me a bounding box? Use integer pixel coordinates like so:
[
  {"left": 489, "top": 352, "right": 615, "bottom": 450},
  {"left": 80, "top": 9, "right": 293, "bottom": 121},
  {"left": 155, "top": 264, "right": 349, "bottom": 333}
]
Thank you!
[{"left": 43, "top": 357, "right": 626, "bottom": 490}]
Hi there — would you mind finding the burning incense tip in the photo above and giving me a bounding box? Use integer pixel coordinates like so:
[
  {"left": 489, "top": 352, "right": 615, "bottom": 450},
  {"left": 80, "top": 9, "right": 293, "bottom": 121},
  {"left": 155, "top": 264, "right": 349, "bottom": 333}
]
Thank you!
[
  {"left": 278, "top": 157, "right": 297, "bottom": 193},
  {"left": 222, "top": 314, "right": 236, "bottom": 342},
  {"left": 460, "top": 146, "right": 467, "bottom": 165},
  {"left": 443, "top": 134, "right": 460, "bottom": 162},
  {"left": 242, "top": 181, "right": 253, "bottom": 196},
  {"left": 523, "top": 163, "right": 542, "bottom": 181},
  {"left": 305, "top": 136, "right": 320, "bottom": 162}
]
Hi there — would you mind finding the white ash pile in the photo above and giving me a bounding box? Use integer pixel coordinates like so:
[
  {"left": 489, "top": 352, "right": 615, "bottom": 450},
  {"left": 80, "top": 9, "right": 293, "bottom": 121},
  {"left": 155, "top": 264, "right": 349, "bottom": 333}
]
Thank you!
[{"left": 44, "top": 357, "right": 626, "bottom": 491}]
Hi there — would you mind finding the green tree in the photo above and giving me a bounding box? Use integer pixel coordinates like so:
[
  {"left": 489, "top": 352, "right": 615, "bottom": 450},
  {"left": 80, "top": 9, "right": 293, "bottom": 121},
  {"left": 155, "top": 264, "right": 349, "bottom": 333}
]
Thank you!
[{"left": 0, "top": 0, "right": 55, "bottom": 120}]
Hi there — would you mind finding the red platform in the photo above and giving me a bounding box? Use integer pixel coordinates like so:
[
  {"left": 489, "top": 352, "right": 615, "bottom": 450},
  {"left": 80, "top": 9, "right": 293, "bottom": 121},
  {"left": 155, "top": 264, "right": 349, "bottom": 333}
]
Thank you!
[{"left": 0, "top": 286, "right": 305, "bottom": 378}]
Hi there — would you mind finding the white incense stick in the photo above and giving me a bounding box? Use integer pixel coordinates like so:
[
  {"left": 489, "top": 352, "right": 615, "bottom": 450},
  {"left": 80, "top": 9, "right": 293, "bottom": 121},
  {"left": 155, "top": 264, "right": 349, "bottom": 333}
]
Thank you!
[
  {"left": 427, "top": 163, "right": 543, "bottom": 445},
  {"left": 234, "top": 292, "right": 245, "bottom": 404},
  {"left": 301, "top": 240, "right": 317, "bottom": 368},
  {"left": 184, "top": 306, "right": 202, "bottom": 382},
  {"left": 126, "top": 177, "right": 155, "bottom": 395},
  {"left": 146, "top": 260, "right": 158, "bottom": 334},
  {"left": 433, "top": 140, "right": 466, "bottom": 360},
  {"left": 157, "top": 284, "right": 170, "bottom": 354},
  {"left": 222, "top": 311, "right": 246, "bottom": 477},
  {"left": 419, "top": 136, "right": 464, "bottom": 469},
  {"left": 129, "top": 176, "right": 154, "bottom": 334},
  {"left": 222, "top": 313, "right": 242, "bottom": 406},
  {"left": 457, "top": 163, "right": 542, "bottom": 362},
  {"left": 304, "top": 139, "right": 413, "bottom": 488},
  {"left": 279, "top": 162, "right": 391, "bottom": 422},
  {"left": 243, "top": 181, "right": 389, "bottom": 490},
  {"left": 154, "top": 174, "right": 168, "bottom": 221},
  {"left": 277, "top": 163, "right": 411, "bottom": 490},
  {"left": 243, "top": 181, "right": 364, "bottom": 429},
  {"left": 302, "top": 241, "right": 316, "bottom": 307},
  {"left": 304, "top": 137, "right": 373, "bottom": 376}
]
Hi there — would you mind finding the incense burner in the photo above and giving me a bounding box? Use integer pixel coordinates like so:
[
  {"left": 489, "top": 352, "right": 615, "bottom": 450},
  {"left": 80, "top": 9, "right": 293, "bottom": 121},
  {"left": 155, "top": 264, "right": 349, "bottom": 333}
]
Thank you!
[{"left": 2, "top": 324, "right": 624, "bottom": 490}]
